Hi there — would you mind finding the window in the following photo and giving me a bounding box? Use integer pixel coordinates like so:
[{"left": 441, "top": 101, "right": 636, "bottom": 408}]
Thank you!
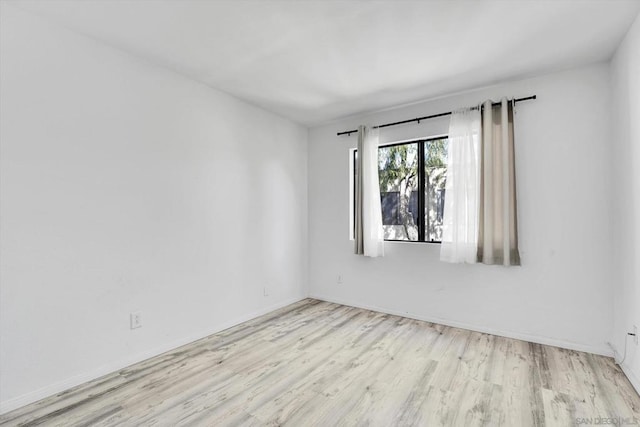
[{"left": 354, "top": 137, "right": 448, "bottom": 243}]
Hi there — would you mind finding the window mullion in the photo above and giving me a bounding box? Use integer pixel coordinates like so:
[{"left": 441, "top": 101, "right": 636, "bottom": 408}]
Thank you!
[{"left": 417, "top": 141, "right": 426, "bottom": 242}]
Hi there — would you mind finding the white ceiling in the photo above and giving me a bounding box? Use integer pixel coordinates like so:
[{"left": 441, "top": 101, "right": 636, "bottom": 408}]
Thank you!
[{"left": 12, "top": 0, "right": 640, "bottom": 126}]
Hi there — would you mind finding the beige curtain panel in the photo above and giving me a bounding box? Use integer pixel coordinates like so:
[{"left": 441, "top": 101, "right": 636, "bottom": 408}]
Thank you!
[
  {"left": 354, "top": 130, "right": 364, "bottom": 255},
  {"left": 354, "top": 125, "right": 384, "bottom": 257},
  {"left": 478, "top": 99, "right": 520, "bottom": 266}
]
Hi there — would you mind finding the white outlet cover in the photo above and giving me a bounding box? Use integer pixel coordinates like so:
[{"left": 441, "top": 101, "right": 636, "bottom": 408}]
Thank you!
[{"left": 130, "top": 311, "right": 142, "bottom": 329}]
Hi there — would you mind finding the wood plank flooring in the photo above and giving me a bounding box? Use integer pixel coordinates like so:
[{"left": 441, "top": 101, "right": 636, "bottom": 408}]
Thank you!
[{"left": 1, "top": 299, "right": 638, "bottom": 426}]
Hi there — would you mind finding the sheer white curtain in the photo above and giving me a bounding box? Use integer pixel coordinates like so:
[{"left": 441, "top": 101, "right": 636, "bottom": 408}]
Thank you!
[
  {"left": 354, "top": 125, "right": 384, "bottom": 257},
  {"left": 440, "top": 108, "right": 481, "bottom": 263}
]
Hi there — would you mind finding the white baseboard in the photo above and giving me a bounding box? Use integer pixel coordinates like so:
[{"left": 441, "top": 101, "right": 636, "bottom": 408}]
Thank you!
[
  {"left": 620, "top": 363, "right": 640, "bottom": 395},
  {"left": 309, "top": 294, "right": 613, "bottom": 357},
  {"left": 0, "top": 295, "right": 305, "bottom": 415},
  {"left": 608, "top": 342, "right": 640, "bottom": 395}
]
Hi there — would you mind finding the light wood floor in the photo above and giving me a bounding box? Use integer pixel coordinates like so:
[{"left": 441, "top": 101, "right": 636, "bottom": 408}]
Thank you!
[{"left": 1, "top": 299, "right": 639, "bottom": 426}]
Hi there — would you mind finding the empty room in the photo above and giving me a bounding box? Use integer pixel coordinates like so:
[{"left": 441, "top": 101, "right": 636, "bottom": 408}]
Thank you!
[{"left": 1, "top": 0, "right": 640, "bottom": 425}]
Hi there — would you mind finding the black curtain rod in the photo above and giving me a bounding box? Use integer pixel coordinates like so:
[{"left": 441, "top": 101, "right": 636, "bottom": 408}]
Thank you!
[{"left": 337, "top": 95, "right": 537, "bottom": 136}]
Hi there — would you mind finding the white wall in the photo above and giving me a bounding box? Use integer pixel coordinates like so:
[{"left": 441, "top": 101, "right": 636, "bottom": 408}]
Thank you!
[
  {"left": 0, "top": 5, "right": 307, "bottom": 412},
  {"left": 308, "top": 64, "right": 613, "bottom": 356},
  {"left": 611, "top": 12, "right": 640, "bottom": 392}
]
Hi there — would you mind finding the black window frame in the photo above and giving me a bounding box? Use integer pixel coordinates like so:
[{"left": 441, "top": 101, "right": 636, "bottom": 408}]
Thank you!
[{"left": 353, "top": 136, "right": 448, "bottom": 244}]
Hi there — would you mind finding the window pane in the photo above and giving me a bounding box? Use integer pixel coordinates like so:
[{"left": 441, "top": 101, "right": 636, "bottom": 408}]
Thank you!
[
  {"left": 378, "top": 143, "right": 419, "bottom": 241},
  {"left": 424, "top": 138, "right": 448, "bottom": 242}
]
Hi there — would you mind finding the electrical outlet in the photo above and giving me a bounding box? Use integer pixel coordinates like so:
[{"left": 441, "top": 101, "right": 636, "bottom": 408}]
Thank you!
[
  {"left": 337, "top": 275, "right": 343, "bottom": 284},
  {"left": 130, "top": 311, "right": 142, "bottom": 330},
  {"left": 634, "top": 325, "right": 638, "bottom": 345},
  {"left": 263, "top": 286, "right": 269, "bottom": 296}
]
